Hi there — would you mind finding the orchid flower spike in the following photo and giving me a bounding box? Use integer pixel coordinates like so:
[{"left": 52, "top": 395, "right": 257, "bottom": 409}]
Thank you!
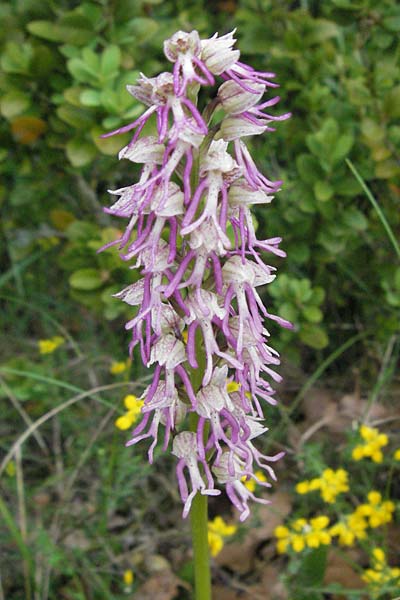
[{"left": 102, "top": 29, "right": 291, "bottom": 521}]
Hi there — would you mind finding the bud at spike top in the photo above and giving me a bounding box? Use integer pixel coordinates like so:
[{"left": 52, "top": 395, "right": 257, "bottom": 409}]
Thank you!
[{"left": 102, "top": 30, "right": 292, "bottom": 521}]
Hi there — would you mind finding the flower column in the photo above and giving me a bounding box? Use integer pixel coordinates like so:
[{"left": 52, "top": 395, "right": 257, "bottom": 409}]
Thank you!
[{"left": 102, "top": 29, "right": 291, "bottom": 600}]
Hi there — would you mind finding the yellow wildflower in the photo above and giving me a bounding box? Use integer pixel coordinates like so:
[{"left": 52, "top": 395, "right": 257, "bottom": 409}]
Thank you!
[
  {"left": 362, "top": 548, "right": 400, "bottom": 594},
  {"left": 124, "top": 394, "right": 144, "bottom": 415},
  {"left": 355, "top": 491, "right": 395, "bottom": 528},
  {"left": 208, "top": 531, "right": 224, "bottom": 557},
  {"left": 330, "top": 511, "right": 368, "bottom": 546},
  {"left": 115, "top": 395, "right": 144, "bottom": 430},
  {"left": 319, "top": 468, "right": 349, "bottom": 503},
  {"left": 295, "top": 469, "right": 349, "bottom": 503},
  {"left": 274, "top": 516, "right": 331, "bottom": 554},
  {"left": 207, "top": 516, "right": 237, "bottom": 557},
  {"left": 352, "top": 425, "right": 388, "bottom": 463},
  {"left": 241, "top": 470, "right": 267, "bottom": 492},
  {"left": 292, "top": 535, "right": 305, "bottom": 552},
  {"left": 393, "top": 448, "right": 400, "bottom": 461},
  {"left": 123, "top": 569, "right": 134, "bottom": 586},
  {"left": 296, "top": 481, "right": 310, "bottom": 494},
  {"left": 372, "top": 548, "right": 385, "bottom": 566},
  {"left": 110, "top": 359, "right": 130, "bottom": 375},
  {"left": 208, "top": 516, "right": 237, "bottom": 537},
  {"left": 38, "top": 336, "right": 65, "bottom": 354}
]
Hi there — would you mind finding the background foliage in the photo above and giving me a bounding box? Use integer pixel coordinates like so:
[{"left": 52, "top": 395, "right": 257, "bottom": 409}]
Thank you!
[{"left": 1, "top": 0, "right": 399, "bottom": 598}]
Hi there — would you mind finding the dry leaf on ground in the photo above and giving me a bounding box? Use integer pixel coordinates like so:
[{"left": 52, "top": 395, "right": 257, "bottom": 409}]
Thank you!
[
  {"left": 133, "top": 569, "right": 183, "bottom": 600},
  {"left": 216, "top": 492, "right": 292, "bottom": 574}
]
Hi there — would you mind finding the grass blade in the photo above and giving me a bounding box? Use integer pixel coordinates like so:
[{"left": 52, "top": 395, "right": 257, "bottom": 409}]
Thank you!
[{"left": 346, "top": 159, "right": 400, "bottom": 261}]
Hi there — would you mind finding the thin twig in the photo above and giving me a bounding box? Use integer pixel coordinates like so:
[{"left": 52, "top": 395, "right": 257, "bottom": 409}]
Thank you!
[
  {"left": 0, "top": 382, "right": 136, "bottom": 477},
  {"left": 297, "top": 414, "right": 335, "bottom": 449},
  {"left": 52, "top": 418, "right": 64, "bottom": 498},
  {"left": 16, "top": 448, "right": 31, "bottom": 600}
]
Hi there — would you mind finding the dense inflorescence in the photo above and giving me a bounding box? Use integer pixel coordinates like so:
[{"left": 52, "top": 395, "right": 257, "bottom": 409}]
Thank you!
[{"left": 103, "top": 30, "right": 291, "bottom": 521}]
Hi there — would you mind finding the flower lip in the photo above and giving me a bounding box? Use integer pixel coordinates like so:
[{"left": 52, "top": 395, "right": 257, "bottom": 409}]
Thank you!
[{"left": 164, "top": 30, "right": 202, "bottom": 62}]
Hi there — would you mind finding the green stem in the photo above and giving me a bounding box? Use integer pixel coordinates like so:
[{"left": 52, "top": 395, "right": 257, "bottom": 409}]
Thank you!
[
  {"left": 187, "top": 323, "right": 212, "bottom": 599},
  {"left": 185, "top": 122, "right": 212, "bottom": 598},
  {"left": 190, "top": 481, "right": 212, "bottom": 600}
]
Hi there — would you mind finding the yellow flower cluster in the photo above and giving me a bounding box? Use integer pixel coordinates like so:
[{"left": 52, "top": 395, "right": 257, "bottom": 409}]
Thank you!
[
  {"left": 355, "top": 491, "right": 395, "bottom": 528},
  {"left": 296, "top": 468, "right": 349, "bottom": 503},
  {"left": 330, "top": 512, "right": 368, "bottom": 546},
  {"left": 352, "top": 424, "right": 388, "bottom": 463},
  {"left": 115, "top": 395, "right": 144, "bottom": 430},
  {"left": 110, "top": 359, "right": 130, "bottom": 375},
  {"left": 207, "top": 516, "right": 237, "bottom": 557},
  {"left": 38, "top": 335, "right": 65, "bottom": 354},
  {"left": 394, "top": 448, "right": 400, "bottom": 461},
  {"left": 362, "top": 548, "right": 400, "bottom": 593},
  {"left": 322, "top": 490, "right": 395, "bottom": 548},
  {"left": 274, "top": 516, "right": 331, "bottom": 554},
  {"left": 241, "top": 470, "right": 268, "bottom": 493}
]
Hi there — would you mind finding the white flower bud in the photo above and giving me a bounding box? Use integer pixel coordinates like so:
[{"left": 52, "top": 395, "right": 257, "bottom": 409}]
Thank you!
[{"left": 201, "top": 31, "right": 240, "bottom": 75}]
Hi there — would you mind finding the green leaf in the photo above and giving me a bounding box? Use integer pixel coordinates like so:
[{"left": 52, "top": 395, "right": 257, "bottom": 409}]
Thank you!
[
  {"left": 63, "top": 86, "right": 84, "bottom": 107},
  {"left": 384, "top": 86, "right": 400, "bottom": 118},
  {"left": 300, "top": 325, "right": 329, "bottom": 349},
  {"left": 280, "top": 302, "right": 298, "bottom": 323},
  {"left": 27, "top": 21, "right": 93, "bottom": 45},
  {"left": 57, "top": 105, "right": 92, "bottom": 129},
  {"left": 1, "top": 42, "right": 32, "bottom": 75},
  {"left": 66, "top": 139, "right": 97, "bottom": 167},
  {"left": 314, "top": 181, "right": 334, "bottom": 202},
  {"left": 100, "top": 45, "right": 121, "bottom": 78},
  {"left": 375, "top": 160, "right": 399, "bottom": 179},
  {"left": 67, "top": 57, "right": 99, "bottom": 85},
  {"left": 306, "top": 19, "right": 339, "bottom": 44},
  {"left": 99, "top": 89, "right": 121, "bottom": 115},
  {"left": 121, "top": 17, "right": 159, "bottom": 44},
  {"left": 296, "top": 154, "right": 322, "bottom": 184},
  {"left": 0, "top": 91, "right": 30, "bottom": 119},
  {"left": 332, "top": 133, "right": 354, "bottom": 164},
  {"left": 383, "top": 16, "right": 400, "bottom": 32},
  {"left": 80, "top": 89, "right": 101, "bottom": 107},
  {"left": 303, "top": 306, "right": 323, "bottom": 324},
  {"left": 312, "top": 287, "right": 326, "bottom": 305},
  {"left": 69, "top": 268, "right": 104, "bottom": 290},
  {"left": 342, "top": 208, "right": 368, "bottom": 231},
  {"left": 65, "top": 221, "right": 98, "bottom": 241},
  {"left": 101, "top": 116, "right": 121, "bottom": 129},
  {"left": 91, "top": 126, "right": 128, "bottom": 155}
]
